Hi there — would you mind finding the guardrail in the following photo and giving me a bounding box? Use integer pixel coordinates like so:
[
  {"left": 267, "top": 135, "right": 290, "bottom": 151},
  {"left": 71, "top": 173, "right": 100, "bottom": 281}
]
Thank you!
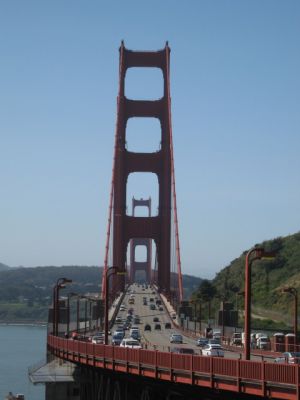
[{"left": 48, "top": 335, "right": 300, "bottom": 399}]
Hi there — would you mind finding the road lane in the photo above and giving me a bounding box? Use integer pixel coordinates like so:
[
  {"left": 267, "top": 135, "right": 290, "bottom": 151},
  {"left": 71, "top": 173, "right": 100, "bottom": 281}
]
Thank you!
[{"left": 109, "top": 283, "right": 245, "bottom": 359}]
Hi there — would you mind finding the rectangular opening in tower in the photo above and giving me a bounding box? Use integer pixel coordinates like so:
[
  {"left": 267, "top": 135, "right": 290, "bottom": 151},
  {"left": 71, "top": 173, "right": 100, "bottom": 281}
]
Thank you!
[
  {"left": 126, "top": 117, "right": 161, "bottom": 153},
  {"left": 125, "top": 67, "right": 164, "bottom": 100},
  {"left": 126, "top": 172, "right": 158, "bottom": 216}
]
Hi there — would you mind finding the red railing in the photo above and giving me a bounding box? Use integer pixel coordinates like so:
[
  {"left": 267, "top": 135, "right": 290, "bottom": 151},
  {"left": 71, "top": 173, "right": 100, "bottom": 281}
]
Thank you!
[{"left": 48, "top": 335, "right": 300, "bottom": 399}]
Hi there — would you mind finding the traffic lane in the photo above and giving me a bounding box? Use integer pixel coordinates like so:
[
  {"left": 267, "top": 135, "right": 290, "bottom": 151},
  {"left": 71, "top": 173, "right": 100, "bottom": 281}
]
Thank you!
[{"left": 110, "top": 285, "right": 276, "bottom": 361}]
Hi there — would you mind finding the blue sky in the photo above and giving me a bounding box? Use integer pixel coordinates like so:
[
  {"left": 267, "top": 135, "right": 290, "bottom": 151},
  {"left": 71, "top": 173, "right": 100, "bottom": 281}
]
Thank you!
[{"left": 1, "top": 1, "right": 299, "bottom": 279}]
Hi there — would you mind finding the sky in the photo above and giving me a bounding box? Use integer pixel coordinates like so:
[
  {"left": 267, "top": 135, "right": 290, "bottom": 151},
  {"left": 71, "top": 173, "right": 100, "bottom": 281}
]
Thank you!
[{"left": 1, "top": 1, "right": 300, "bottom": 279}]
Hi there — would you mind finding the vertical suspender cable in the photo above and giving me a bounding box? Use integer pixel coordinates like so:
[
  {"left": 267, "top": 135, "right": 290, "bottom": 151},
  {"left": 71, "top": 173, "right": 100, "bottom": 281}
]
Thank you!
[
  {"left": 165, "top": 44, "right": 184, "bottom": 302},
  {"left": 101, "top": 44, "right": 125, "bottom": 299}
]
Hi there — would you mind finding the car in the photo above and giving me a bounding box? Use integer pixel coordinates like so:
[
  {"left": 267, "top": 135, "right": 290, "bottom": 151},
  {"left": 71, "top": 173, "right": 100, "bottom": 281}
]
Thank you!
[
  {"left": 120, "top": 338, "right": 142, "bottom": 349},
  {"left": 165, "top": 322, "right": 171, "bottom": 329},
  {"left": 113, "top": 329, "right": 125, "bottom": 337},
  {"left": 128, "top": 298, "right": 135, "bottom": 304},
  {"left": 156, "top": 300, "right": 162, "bottom": 305},
  {"left": 150, "top": 304, "right": 156, "bottom": 310},
  {"left": 115, "top": 316, "right": 122, "bottom": 323},
  {"left": 274, "top": 352, "right": 300, "bottom": 364},
  {"left": 201, "top": 344, "right": 224, "bottom": 357},
  {"left": 129, "top": 327, "right": 140, "bottom": 339},
  {"left": 196, "top": 338, "right": 209, "bottom": 348},
  {"left": 231, "top": 333, "right": 242, "bottom": 346},
  {"left": 170, "top": 334, "right": 183, "bottom": 344},
  {"left": 120, "top": 306, "right": 126, "bottom": 311},
  {"left": 150, "top": 298, "right": 154, "bottom": 302},
  {"left": 171, "top": 347, "right": 194, "bottom": 354},
  {"left": 208, "top": 338, "right": 221, "bottom": 345},
  {"left": 131, "top": 330, "right": 141, "bottom": 340},
  {"left": 143, "top": 300, "right": 148, "bottom": 305},
  {"left": 116, "top": 324, "right": 125, "bottom": 331},
  {"left": 144, "top": 324, "right": 151, "bottom": 331},
  {"left": 112, "top": 332, "right": 124, "bottom": 345},
  {"left": 154, "top": 323, "right": 161, "bottom": 330},
  {"left": 171, "top": 313, "right": 176, "bottom": 320},
  {"left": 133, "top": 317, "right": 140, "bottom": 324},
  {"left": 92, "top": 335, "right": 104, "bottom": 344},
  {"left": 159, "top": 306, "right": 163, "bottom": 311},
  {"left": 153, "top": 317, "right": 159, "bottom": 322},
  {"left": 256, "top": 336, "right": 271, "bottom": 350}
]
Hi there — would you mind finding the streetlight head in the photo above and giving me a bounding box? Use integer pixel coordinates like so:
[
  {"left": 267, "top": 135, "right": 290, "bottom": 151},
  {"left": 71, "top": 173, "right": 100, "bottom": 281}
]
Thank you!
[
  {"left": 282, "top": 287, "right": 293, "bottom": 294},
  {"left": 254, "top": 248, "right": 277, "bottom": 260},
  {"left": 62, "top": 278, "right": 72, "bottom": 284}
]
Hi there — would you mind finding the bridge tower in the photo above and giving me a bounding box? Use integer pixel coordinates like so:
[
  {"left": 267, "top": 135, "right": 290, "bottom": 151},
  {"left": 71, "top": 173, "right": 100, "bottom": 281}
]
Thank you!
[
  {"left": 112, "top": 42, "right": 172, "bottom": 295},
  {"left": 129, "top": 197, "right": 152, "bottom": 284}
]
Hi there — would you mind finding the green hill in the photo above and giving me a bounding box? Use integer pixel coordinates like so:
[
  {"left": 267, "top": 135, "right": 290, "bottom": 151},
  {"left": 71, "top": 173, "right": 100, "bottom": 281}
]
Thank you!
[
  {"left": 0, "top": 265, "right": 201, "bottom": 322},
  {"left": 193, "top": 231, "right": 300, "bottom": 327},
  {"left": 0, "top": 262, "right": 10, "bottom": 271}
]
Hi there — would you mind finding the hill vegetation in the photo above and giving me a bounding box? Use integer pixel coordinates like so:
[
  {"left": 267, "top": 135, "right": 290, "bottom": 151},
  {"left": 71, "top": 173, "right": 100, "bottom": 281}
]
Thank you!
[
  {"left": 0, "top": 265, "right": 201, "bottom": 322},
  {"left": 192, "top": 231, "right": 300, "bottom": 328}
]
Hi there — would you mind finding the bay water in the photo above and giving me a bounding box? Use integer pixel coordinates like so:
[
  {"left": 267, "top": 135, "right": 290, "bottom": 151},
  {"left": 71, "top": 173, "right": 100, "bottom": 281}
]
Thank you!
[{"left": 0, "top": 325, "right": 46, "bottom": 400}]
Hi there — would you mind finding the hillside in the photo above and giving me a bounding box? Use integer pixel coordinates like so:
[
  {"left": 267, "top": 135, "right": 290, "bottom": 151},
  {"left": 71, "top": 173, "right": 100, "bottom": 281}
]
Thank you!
[
  {"left": 0, "top": 262, "right": 10, "bottom": 271},
  {"left": 0, "top": 265, "right": 201, "bottom": 322},
  {"left": 193, "top": 231, "right": 300, "bottom": 326}
]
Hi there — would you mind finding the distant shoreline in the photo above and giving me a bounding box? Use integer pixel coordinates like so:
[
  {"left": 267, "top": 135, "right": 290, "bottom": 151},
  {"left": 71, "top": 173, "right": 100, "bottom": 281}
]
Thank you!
[{"left": 0, "top": 320, "right": 47, "bottom": 327}]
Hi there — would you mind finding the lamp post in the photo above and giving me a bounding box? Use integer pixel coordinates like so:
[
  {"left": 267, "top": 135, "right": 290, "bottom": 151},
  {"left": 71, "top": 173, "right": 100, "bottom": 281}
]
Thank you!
[
  {"left": 67, "top": 292, "right": 78, "bottom": 337},
  {"left": 52, "top": 277, "right": 72, "bottom": 336},
  {"left": 244, "top": 248, "right": 275, "bottom": 360},
  {"left": 282, "top": 287, "right": 298, "bottom": 341},
  {"left": 198, "top": 301, "right": 202, "bottom": 333},
  {"left": 190, "top": 300, "right": 197, "bottom": 333},
  {"left": 104, "top": 266, "right": 126, "bottom": 344},
  {"left": 236, "top": 291, "right": 245, "bottom": 329}
]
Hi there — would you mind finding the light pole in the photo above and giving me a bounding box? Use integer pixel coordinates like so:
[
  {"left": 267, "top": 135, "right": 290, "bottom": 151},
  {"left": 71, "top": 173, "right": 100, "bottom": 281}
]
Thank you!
[
  {"left": 282, "top": 287, "right": 298, "bottom": 341},
  {"left": 198, "top": 301, "right": 202, "bottom": 333},
  {"left": 104, "top": 266, "right": 126, "bottom": 344},
  {"left": 190, "top": 300, "right": 197, "bottom": 333},
  {"left": 244, "top": 247, "right": 275, "bottom": 360},
  {"left": 236, "top": 291, "right": 245, "bottom": 329},
  {"left": 67, "top": 292, "right": 78, "bottom": 337},
  {"left": 53, "top": 278, "right": 72, "bottom": 336}
]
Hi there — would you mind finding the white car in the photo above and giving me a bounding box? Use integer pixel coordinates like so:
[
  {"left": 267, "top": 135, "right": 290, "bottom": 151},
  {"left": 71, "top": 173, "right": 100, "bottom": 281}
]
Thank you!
[
  {"left": 92, "top": 335, "right": 104, "bottom": 344},
  {"left": 120, "top": 338, "right": 142, "bottom": 349},
  {"left": 201, "top": 344, "right": 224, "bottom": 357}
]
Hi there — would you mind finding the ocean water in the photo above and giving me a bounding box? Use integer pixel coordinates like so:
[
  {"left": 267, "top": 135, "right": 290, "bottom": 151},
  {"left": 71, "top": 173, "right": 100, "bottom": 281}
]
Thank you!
[{"left": 0, "top": 325, "right": 46, "bottom": 400}]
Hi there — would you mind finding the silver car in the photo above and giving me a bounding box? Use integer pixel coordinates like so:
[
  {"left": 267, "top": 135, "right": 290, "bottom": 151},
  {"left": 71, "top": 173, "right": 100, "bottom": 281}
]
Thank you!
[
  {"left": 170, "top": 334, "right": 183, "bottom": 344},
  {"left": 201, "top": 344, "right": 224, "bottom": 357}
]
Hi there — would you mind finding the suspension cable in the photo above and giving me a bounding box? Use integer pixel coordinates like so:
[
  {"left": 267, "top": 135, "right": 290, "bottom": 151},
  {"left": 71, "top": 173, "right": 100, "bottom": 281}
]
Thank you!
[
  {"left": 165, "top": 44, "right": 184, "bottom": 302},
  {"left": 101, "top": 44, "right": 125, "bottom": 299}
]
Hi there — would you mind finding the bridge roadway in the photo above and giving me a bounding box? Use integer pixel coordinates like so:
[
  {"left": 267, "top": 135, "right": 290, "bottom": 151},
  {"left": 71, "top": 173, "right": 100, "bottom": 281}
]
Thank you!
[
  {"left": 111, "top": 283, "right": 246, "bottom": 361},
  {"left": 48, "top": 284, "right": 300, "bottom": 400}
]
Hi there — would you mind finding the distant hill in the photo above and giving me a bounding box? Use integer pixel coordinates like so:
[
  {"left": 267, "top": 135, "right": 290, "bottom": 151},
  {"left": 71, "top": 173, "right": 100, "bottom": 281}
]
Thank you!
[
  {"left": 0, "top": 265, "right": 202, "bottom": 322},
  {"left": 0, "top": 263, "right": 10, "bottom": 271},
  {"left": 193, "top": 231, "right": 300, "bottom": 325}
]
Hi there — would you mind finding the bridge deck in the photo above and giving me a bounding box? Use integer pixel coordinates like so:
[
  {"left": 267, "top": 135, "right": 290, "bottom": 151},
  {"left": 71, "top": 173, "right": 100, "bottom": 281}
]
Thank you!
[{"left": 49, "top": 284, "right": 300, "bottom": 400}]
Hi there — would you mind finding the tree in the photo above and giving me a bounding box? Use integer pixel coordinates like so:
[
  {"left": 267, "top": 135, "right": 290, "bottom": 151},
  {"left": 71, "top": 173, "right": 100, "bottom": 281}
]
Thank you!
[{"left": 197, "top": 280, "right": 216, "bottom": 321}]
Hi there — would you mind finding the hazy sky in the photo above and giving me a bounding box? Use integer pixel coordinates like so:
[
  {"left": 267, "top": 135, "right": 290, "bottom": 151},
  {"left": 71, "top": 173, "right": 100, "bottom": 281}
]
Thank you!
[{"left": 1, "top": 1, "right": 299, "bottom": 279}]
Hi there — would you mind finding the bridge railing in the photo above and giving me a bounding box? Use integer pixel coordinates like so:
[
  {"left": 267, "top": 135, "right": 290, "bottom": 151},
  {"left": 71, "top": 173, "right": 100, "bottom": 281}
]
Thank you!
[{"left": 48, "top": 335, "right": 300, "bottom": 394}]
